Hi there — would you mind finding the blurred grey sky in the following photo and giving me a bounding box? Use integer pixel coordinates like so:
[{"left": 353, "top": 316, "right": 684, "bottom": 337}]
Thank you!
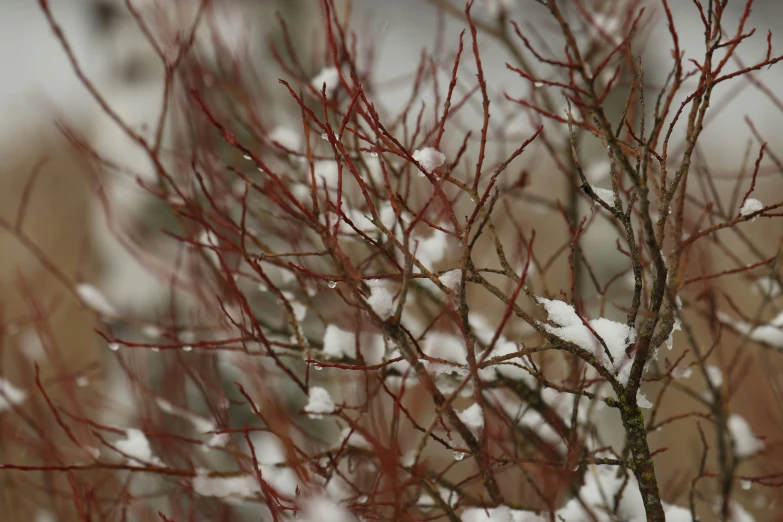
[
  {"left": 2, "top": 0, "right": 782, "bottom": 172},
  {"left": 0, "top": 0, "right": 102, "bottom": 121}
]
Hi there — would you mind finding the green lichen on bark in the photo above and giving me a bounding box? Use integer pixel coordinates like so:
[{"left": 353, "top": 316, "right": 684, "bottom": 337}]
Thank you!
[{"left": 618, "top": 393, "right": 665, "bottom": 521}]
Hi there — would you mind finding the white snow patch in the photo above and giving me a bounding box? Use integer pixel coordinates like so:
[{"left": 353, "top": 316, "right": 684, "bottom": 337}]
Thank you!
[
  {"left": 292, "top": 301, "right": 308, "bottom": 322},
  {"left": 142, "top": 324, "right": 163, "bottom": 339},
  {"left": 418, "top": 486, "right": 460, "bottom": 509},
  {"left": 338, "top": 427, "right": 373, "bottom": 450},
  {"left": 538, "top": 298, "right": 637, "bottom": 385},
  {"left": 115, "top": 428, "right": 161, "bottom": 465},
  {"left": 590, "top": 13, "right": 622, "bottom": 45},
  {"left": 281, "top": 291, "right": 307, "bottom": 322},
  {"left": 249, "top": 434, "right": 299, "bottom": 497},
  {"left": 462, "top": 506, "right": 547, "bottom": 522},
  {"left": 672, "top": 366, "right": 693, "bottom": 380},
  {"left": 413, "top": 227, "right": 455, "bottom": 272},
  {"left": 198, "top": 229, "right": 221, "bottom": 266},
  {"left": 663, "top": 502, "right": 694, "bottom": 521},
  {"left": 0, "top": 378, "right": 26, "bottom": 412},
  {"left": 728, "top": 501, "right": 756, "bottom": 522},
  {"left": 155, "top": 398, "right": 228, "bottom": 449},
  {"left": 347, "top": 208, "right": 377, "bottom": 235},
  {"left": 322, "top": 324, "right": 355, "bottom": 359},
  {"left": 311, "top": 66, "right": 341, "bottom": 97},
  {"left": 268, "top": 125, "right": 301, "bottom": 152},
  {"left": 554, "top": 462, "right": 645, "bottom": 520},
  {"left": 486, "top": 389, "right": 565, "bottom": 453},
  {"left": 705, "top": 365, "right": 723, "bottom": 388},
  {"left": 457, "top": 403, "right": 485, "bottom": 435},
  {"left": 666, "top": 318, "right": 682, "bottom": 350},
  {"left": 313, "top": 160, "right": 340, "bottom": 191},
  {"left": 378, "top": 202, "right": 398, "bottom": 231},
  {"left": 591, "top": 186, "right": 615, "bottom": 205},
  {"left": 440, "top": 269, "right": 462, "bottom": 293},
  {"left": 365, "top": 155, "right": 385, "bottom": 185},
  {"left": 412, "top": 147, "right": 446, "bottom": 174},
  {"left": 298, "top": 493, "right": 357, "bottom": 522},
  {"left": 304, "top": 387, "right": 335, "bottom": 419},
  {"left": 323, "top": 473, "right": 355, "bottom": 503},
  {"left": 290, "top": 179, "right": 313, "bottom": 205},
  {"left": 636, "top": 391, "right": 652, "bottom": 409},
  {"left": 728, "top": 414, "right": 764, "bottom": 458},
  {"left": 424, "top": 331, "right": 468, "bottom": 371},
  {"left": 428, "top": 362, "right": 469, "bottom": 376},
  {"left": 20, "top": 329, "right": 46, "bottom": 361},
  {"left": 322, "top": 324, "right": 385, "bottom": 364},
  {"left": 192, "top": 470, "right": 260, "bottom": 502},
  {"left": 740, "top": 198, "right": 763, "bottom": 221},
  {"left": 75, "top": 283, "right": 117, "bottom": 316},
  {"left": 538, "top": 298, "right": 582, "bottom": 327},
  {"left": 366, "top": 284, "right": 395, "bottom": 320},
  {"left": 469, "top": 312, "right": 498, "bottom": 346},
  {"left": 461, "top": 506, "right": 513, "bottom": 522},
  {"left": 510, "top": 510, "right": 548, "bottom": 522},
  {"left": 753, "top": 275, "right": 782, "bottom": 298},
  {"left": 720, "top": 310, "right": 783, "bottom": 348},
  {"left": 540, "top": 388, "right": 596, "bottom": 428},
  {"left": 489, "top": 340, "right": 535, "bottom": 385},
  {"left": 259, "top": 261, "right": 297, "bottom": 288}
]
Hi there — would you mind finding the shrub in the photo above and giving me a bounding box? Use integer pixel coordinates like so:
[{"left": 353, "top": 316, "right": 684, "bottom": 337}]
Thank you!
[{"left": 4, "top": 0, "right": 783, "bottom": 520}]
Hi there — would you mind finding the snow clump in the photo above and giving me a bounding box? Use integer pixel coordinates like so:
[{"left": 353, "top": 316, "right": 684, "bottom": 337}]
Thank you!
[
  {"left": 537, "top": 298, "right": 636, "bottom": 385},
  {"left": 412, "top": 147, "right": 446, "bottom": 174}
]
